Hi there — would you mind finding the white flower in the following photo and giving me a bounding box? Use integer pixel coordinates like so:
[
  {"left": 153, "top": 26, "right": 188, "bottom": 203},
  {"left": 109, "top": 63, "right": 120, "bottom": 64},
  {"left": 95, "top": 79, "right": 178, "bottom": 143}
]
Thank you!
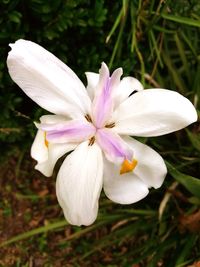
[{"left": 7, "top": 39, "right": 197, "bottom": 226}]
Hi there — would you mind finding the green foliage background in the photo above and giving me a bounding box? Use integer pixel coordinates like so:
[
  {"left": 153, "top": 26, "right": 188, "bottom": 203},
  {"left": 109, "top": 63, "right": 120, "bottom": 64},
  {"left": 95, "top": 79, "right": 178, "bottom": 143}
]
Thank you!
[{"left": 0, "top": 0, "right": 200, "bottom": 266}]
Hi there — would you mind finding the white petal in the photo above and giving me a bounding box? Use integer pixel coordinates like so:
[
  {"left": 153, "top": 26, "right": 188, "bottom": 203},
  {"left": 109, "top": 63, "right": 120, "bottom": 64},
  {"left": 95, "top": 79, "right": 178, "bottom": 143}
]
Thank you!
[
  {"left": 32, "top": 114, "right": 76, "bottom": 177},
  {"left": 35, "top": 142, "right": 76, "bottom": 177},
  {"left": 124, "top": 136, "right": 167, "bottom": 189},
  {"left": 31, "top": 129, "right": 48, "bottom": 163},
  {"left": 113, "top": 77, "right": 143, "bottom": 108},
  {"left": 7, "top": 39, "right": 91, "bottom": 118},
  {"left": 85, "top": 72, "right": 99, "bottom": 100},
  {"left": 113, "top": 89, "right": 198, "bottom": 136},
  {"left": 103, "top": 159, "right": 149, "bottom": 204},
  {"left": 40, "top": 114, "right": 69, "bottom": 123},
  {"left": 56, "top": 141, "right": 103, "bottom": 226}
]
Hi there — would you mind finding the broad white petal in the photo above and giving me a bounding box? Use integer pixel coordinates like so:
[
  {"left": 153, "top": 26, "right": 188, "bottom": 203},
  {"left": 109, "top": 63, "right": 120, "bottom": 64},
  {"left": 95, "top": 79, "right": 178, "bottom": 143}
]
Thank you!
[
  {"left": 124, "top": 136, "right": 167, "bottom": 189},
  {"left": 85, "top": 72, "right": 99, "bottom": 100},
  {"left": 113, "top": 89, "right": 197, "bottom": 136},
  {"left": 103, "top": 159, "right": 149, "bottom": 204},
  {"left": 113, "top": 77, "right": 143, "bottom": 108},
  {"left": 56, "top": 141, "right": 103, "bottom": 226},
  {"left": 35, "top": 142, "right": 76, "bottom": 177},
  {"left": 31, "top": 129, "right": 48, "bottom": 163},
  {"left": 7, "top": 39, "right": 91, "bottom": 118}
]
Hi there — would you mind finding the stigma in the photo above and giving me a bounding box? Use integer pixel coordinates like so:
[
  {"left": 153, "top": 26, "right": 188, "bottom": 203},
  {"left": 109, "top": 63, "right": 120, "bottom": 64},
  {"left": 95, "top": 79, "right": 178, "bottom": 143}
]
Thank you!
[{"left": 120, "top": 159, "right": 138, "bottom": 175}]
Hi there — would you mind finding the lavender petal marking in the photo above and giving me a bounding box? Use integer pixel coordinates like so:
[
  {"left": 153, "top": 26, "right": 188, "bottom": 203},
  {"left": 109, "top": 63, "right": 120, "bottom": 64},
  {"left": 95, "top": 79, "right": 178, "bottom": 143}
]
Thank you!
[
  {"left": 40, "top": 120, "right": 96, "bottom": 143},
  {"left": 92, "top": 63, "right": 122, "bottom": 128},
  {"left": 96, "top": 128, "right": 133, "bottom": 164}
]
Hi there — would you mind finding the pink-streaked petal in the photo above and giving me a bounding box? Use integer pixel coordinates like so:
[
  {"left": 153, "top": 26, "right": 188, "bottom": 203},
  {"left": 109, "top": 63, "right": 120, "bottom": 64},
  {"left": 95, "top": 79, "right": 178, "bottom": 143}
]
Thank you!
[
  {"left": 103, "top": 158, "right": 149, "bottom": 204},
  {"left": 31, "top": 115, "right": 77, "bottom": 177},
  {"left": 113, "top": 77, "right": 143, "bottom": 108},
  {"left": 40, "top": 119, "right": 96, "bottom": 144},
  {"left": 85, "top": 72, "right": 99, "bottom": 100},
  {"left": 92, "top": 63, "right": 122, "bottom": 128},
  {"left": 31, "top": 114, "right": 69, "bottom": 164},
  {"left": 7, "top": 39, "right": 91, "bottom": 118},
  {"left": 113, "top": 89, "right": 198, "bottom": 137},
  {"left": 96, "top": 128, "right": 133, "bottom": 164},
  {"left": 56, "top": 141, "right": 103, "bottom": 226},
  {"left": 124, "top": 136, "right": 167, "bottom": 189}
]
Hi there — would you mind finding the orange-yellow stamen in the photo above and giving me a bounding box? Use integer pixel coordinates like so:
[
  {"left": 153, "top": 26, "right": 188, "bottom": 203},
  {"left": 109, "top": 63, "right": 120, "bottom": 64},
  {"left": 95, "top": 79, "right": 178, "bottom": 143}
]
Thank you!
[
  {"left": 44, "top": 132, "right": 49, "bottom": 148},
  {"left": 120, "top": 159, "right": 138, "bottom": 175}
]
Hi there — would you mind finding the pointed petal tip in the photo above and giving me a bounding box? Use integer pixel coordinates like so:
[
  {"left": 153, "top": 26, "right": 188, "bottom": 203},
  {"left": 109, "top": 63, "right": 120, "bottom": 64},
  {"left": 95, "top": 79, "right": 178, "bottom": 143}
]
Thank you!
[
  {"left": 114, "top": 89, "right": 198, "bottom": 137},
  {"left": 179, "top": 94, "right": 198, "bottom": 126},
  {"left": 190, "top": 104, "right": 198, "bottom": 123},
  {"left": 100, "top": 62, "right": 109, "bottom": 73},
  {"left": 101, "top": 61, "right": 107, "bottom": 67},
  {"left": 112, "top": 66, "right": 123, "bottom": 78}
]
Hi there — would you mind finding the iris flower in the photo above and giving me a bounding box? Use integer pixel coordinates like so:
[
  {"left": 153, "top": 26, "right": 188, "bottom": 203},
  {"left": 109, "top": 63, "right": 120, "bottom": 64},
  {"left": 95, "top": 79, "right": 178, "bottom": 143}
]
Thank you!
[{"left": 7, "top": 39, "right": 197, "bottom": 226}]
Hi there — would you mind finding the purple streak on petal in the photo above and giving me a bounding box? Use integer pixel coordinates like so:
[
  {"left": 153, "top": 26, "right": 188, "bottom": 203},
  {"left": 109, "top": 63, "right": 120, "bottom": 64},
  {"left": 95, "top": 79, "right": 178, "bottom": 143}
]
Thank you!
[
  {"left": 40, "top": 120, "right": 96, "bottom": 143},
  {"left": 92, "top": 63, "right": 122, "bottom": 128},
  {"left": 96, "top": 128, "right": 133, "bottom": 164}
]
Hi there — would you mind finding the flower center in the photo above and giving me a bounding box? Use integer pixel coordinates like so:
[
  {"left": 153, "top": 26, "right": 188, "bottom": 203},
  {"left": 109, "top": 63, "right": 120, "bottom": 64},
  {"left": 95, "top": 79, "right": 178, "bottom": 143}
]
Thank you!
[
  {"left": 85, "top": 114, "right": 115, "bottom": 129},
  {"left": 84, "top": 114, "right": 137, "bottom": 175}
]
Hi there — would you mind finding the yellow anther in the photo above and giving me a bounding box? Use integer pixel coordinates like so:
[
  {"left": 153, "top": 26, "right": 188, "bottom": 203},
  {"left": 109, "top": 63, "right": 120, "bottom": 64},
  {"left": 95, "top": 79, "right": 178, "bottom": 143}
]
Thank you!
[
  {"left": 120, "top": 159, "right": 138, "bottom": 175},
  {"left": 44, "top": 132, "right": 49, "bottom": 148}
]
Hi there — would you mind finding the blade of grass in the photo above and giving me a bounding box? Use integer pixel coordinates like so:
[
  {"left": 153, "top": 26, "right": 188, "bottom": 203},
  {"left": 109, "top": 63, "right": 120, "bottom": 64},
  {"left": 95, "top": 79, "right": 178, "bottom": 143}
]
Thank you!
[
  {"left": 81, "top": 218, "right": 155, "bottom": 260},
  {"left": 175, "top": 235, "right": 198, "bottom": 267},
  {"left": 149, "top": 30, "right": 163, "bottom": 67},
  {"left": 0, "top": 220, "right": 67, "bottom": 247},
  {"left": 130, "top": 1, "right": 136, "bottom": 53},
  {"left": 109, "top": 0, "right": 129, "bottom": 68},
  {"left": 162, "top": 50, "right": 186, "bottom": 93},
  {"left": 166, "top": 162, "right": 200, "bottom": 198},
  {"left": 59, "top": 213, "right": 128, "bottom": 244},
  {"left": 186, "top": 129, "right": 200, "bottom": 152},
  {"left": 160, "top": 13, "right": 200, "bottom": 28},
  {"left": 135, "top": 41, "right": 145, "bottom": 85},
  {"left": 105, "top": 8, "right": 123, "bottom": 43},
  {"left": 174, "top": 33, "right": 190, "bottom": 83}
]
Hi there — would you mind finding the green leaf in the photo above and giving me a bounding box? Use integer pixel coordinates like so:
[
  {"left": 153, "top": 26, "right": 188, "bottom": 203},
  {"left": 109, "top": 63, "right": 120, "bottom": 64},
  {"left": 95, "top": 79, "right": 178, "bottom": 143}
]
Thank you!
[
  {"left": 186, "top": 130, "right": 200, "bottom": 152},
  {"left": 166, "top": 162, "right": 200, "bottom": 198},
  {"left": 160, "top": 13, "right": 200, "bottom": 28},
  {"left": 0, "top": 220, "right": 67, "bottom": 247},
  {"left": 175, "top": 235, "right": 198, "bottom": 266},
  {"left": 8, "top": 11, "right": 22, "bottom": 24}
]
